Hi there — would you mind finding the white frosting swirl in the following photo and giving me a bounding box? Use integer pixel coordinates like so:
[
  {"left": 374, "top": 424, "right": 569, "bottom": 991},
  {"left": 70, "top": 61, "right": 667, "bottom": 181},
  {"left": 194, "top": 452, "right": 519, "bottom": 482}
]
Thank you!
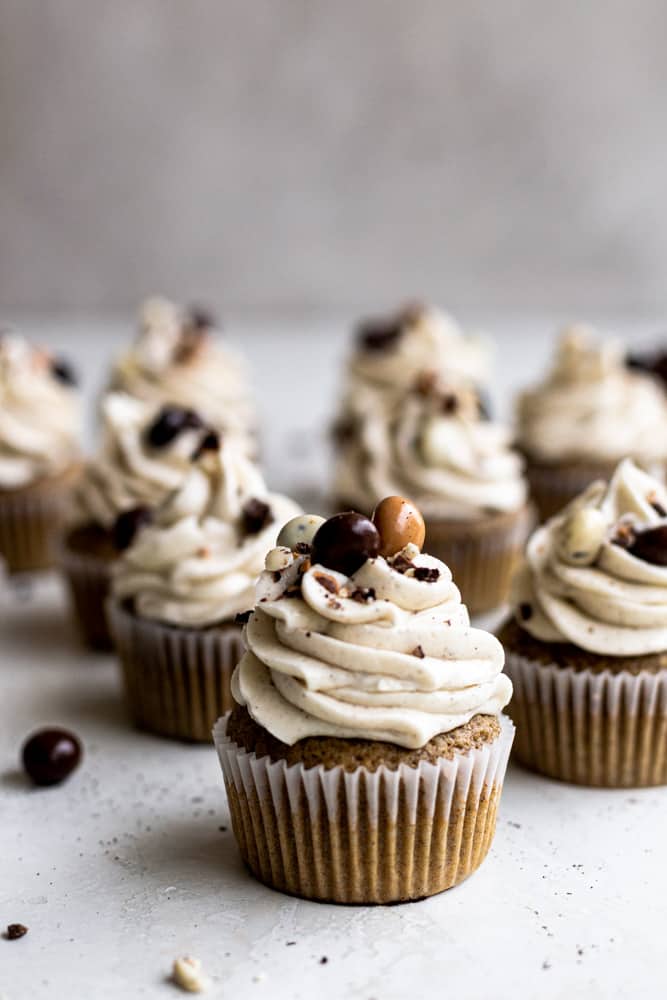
[
  {"left": 335, "top": 380, "right": 527, "bottom": 520},
  {"left": 517, "top": 325, "right": 667, "bottom": 463},
  {"left": 233, "top": 547, "right": 512, "bottom": 748},
  {"left": 108, "top": 298, "right": 256, "bottom": 451},
  {"left": 112, "top": 442, "right": 300, "bottom": 625},
  {"left": 350, "top": 305, "right": 490, "bottom": 390},
  {"left": 513, "top": 459, "right": 667, "bottom": 656},
  {"left": 0, "top": 334, "right": 80, "bottom": 488},
  {"left": 71, "top": 393, "right": 207, "bottom": 529}
]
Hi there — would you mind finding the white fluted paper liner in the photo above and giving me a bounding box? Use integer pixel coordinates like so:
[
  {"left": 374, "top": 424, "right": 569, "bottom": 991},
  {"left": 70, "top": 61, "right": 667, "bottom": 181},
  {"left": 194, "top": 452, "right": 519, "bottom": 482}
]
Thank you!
[
  {"left": 0, "top": 477, "right": 74, "bottom": 574},
  {"left": 213, "top": 713, "right": 514, "bottom": 904},
  {"left": 426, "top": 505, "right": 533, "bottom": 615},
  {"left": 59, "top": 544, "right": 115, "bottom": 650},
  {"left": 505, "top": 650, "right": 667, "bottom": 787},
  {"left": 108, "top": 600, "right": 245, "bottom": 742}
]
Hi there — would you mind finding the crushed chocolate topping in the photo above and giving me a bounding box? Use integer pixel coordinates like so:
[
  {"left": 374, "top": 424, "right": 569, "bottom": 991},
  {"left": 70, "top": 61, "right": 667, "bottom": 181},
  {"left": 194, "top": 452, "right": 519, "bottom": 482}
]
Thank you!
[
  {"left": 314, "top": 573, "right": 339, "bottom": 594},
  {"left": 186, "top": 305, "right": 217, "bottom": 330},
  {"left": 295, "top": 541, "right": 311, "bottom": 555},
  {"left": 415, "top": 370, "right": 439, "bottom": 396},
  {"left": 440, "top": 393, "right": 458, "bottom": 415},
  {"left": 518, "top": 602, "right": 533, "bottom": 621},
  {"left": 612, "top": 520, "right": 637, "bottom": 550},
  {"left": 412, "top": 644, "right": 425, "bottom": 659},
  {"left": 234, "top": 610, "right": 253, "bottom": 625},
  {"left": 350, "top": 586, "right": 376, "bottom": 603},
  {"left": 112, "top": 506, "right": 152, "bottom": 551},
  {"left": 192, "top": 428, "right": 221, "bottom": 458},
  {"left": 50, "top": 357, "right": 78, "bottom": 387},
  {"left": 390, "top": 553, "right": 415, "bottom": 574},
  {"left": 5, "top": 924, "right": 28, "bottom": 941},
  {"left": 414, "top": 566, "right": 440, "bottom": 583},
  {"left": 332, "top": 417, "right": 356, "bottom": 446},
  {"left": 241, "top": 498, "right": 273, "bottom": 535}
]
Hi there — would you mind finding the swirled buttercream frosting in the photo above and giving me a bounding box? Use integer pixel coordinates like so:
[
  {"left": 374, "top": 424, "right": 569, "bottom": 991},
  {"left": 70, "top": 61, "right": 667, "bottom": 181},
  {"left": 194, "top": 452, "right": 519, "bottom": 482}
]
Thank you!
[
  {"left": 0, "top": 333, "right": 80, "bottom": 488},
  {"left": 335, "top": 373, "right": 527, "bottom": 520},
  {"left": 512, "top": 459, "right": 667, "bottom": 656},
  {"left": 232, "top": 506, "right": 512, "bottom": 749},
  {"left": 112, "top": 441, "right": 300, "bottom": 626},
  {"left": 71, "top": 393, "right": 213, "bottom": 529},
  {"left": 517, "top": 326, "right": 667, "bottom": 464},
  {"left": 108, "top": 298, "right": 256, "bottom": 451}
]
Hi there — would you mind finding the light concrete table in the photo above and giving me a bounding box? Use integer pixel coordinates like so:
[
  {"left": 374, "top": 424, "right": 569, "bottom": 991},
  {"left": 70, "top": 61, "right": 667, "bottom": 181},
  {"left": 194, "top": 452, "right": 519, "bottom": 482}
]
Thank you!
[{"left": 2, "top": 318, "right": 665, "bottom": 999}]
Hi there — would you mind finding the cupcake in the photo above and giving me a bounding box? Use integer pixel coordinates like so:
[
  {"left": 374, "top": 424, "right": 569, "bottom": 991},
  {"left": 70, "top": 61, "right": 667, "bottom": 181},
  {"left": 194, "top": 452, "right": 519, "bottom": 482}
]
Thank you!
[
  {"left": 516, "top": 325, "right": 667, "bottom": 521},
  {"left": 214, "top": 496, "right": 515, "bottom": 904},
  {"left": 60, "top": 393, "right": 213, "bottom": 649},
  {"left": 108, "top": 436, "right": 300, "bottom": 741},
  {"left": 333, "top": 311, "right": 530, "bottom": 613},
  {"left": 107, "top": 297, "right": 256, "bottom": 454},
  {"left": 500, "top": 458, "right": 667, "bottom": 787},
  {"left": 0, "top": 333, "right": 81, "bottom": 574}
]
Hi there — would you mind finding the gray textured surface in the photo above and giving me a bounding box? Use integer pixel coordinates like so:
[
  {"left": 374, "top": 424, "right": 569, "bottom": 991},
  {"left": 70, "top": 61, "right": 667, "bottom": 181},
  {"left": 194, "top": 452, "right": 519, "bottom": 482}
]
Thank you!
[{"left": 2, "top": 1, "right": 667, "bottom": 313}]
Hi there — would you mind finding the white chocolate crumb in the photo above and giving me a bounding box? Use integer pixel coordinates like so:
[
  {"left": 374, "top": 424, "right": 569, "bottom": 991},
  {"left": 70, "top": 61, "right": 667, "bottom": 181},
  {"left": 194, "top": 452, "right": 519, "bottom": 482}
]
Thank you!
[
  {"left": 265, "top": 546, "right": 294, "bottom": 572},
  {"left": 172, "top": 956, "right": 207, "bottom": 993}
]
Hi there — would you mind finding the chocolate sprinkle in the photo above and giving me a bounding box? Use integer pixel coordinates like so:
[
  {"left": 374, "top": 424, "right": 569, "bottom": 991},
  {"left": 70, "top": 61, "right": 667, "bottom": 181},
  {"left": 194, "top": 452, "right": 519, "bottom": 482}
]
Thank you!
[
  {"left": 241, "top": 498, "right": 273, "bottom": 535},
  {"left": 412, "top": 644, "right": 425, "bottom": 658},
  {"left": 390, "top": 553, "right": 415, "bottom": 574},
  {"left": 146, "top": 405, "right": 204, "bottom": 449},
  {"left": 50, "top": 357, "right": 78, "bottom": 387},
  {"left": 192, "top": 429, "right": 221, "bottom": 458},
  {"left": 112, "top": 506, "right": 152, "bottom": 551},
  {"left": 441, "top": 393, "right": 459, "bottom": 415},
  {"left": 357, "top": 319, "right": 403, "bottom": 353},
  {"left": 234, "top": 610, "right": 252, "bottom": 625},
  {"left": 414, "top": 566, "right": 440, "bottom": 583}
]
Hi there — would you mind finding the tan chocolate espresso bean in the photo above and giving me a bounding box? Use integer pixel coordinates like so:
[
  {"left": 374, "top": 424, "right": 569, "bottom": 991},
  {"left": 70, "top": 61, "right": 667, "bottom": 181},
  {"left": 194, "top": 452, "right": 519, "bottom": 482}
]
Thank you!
[{"left": 372, "top": 496, "right": 426, "bottom": 557}]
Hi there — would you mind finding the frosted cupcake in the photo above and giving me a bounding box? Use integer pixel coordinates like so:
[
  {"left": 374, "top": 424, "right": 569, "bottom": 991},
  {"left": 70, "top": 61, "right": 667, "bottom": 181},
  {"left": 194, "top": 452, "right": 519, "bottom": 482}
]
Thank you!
[
  {"left": 61, "top": 393, "right": 213, "bottom": 648},
  {"left": 214, "top": 496, "right": 515, "bottom": 904},
  {"left": 108, "top": 297, "right": 256, "bottom": 454},
  {"left": 516, "top": 326, "right": 667, "bottom": 521},
  {"left": 334, "top": 359, "right": 531, "bottom": 613},
  {"left": 108, "top": 437, "right": 300, "bottom": 741},
  {"left": 0, "top": 333, "right": 81, "bottom": 573},
  {"left": 500, "top": 459, "right": 667, "bottom": 787}
]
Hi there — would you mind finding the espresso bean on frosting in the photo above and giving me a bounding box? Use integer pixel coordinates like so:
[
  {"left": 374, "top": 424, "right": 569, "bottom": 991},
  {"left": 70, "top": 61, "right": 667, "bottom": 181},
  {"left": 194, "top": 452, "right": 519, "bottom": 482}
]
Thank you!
[
  {"left": 372, "top": 495, "right": 426, "bottom": 557},
  {"left": 276, "top": 514, "right": 325, "bottom": 551},
  {"left": 311, "top": 512, "right": 380, "bottom": 577}
]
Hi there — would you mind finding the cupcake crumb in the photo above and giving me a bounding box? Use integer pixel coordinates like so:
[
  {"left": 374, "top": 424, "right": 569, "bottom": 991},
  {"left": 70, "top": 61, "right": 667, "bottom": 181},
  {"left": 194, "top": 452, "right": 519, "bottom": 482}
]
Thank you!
[{"left": 5, "top": 924, "right": 28, "bottom": 941}]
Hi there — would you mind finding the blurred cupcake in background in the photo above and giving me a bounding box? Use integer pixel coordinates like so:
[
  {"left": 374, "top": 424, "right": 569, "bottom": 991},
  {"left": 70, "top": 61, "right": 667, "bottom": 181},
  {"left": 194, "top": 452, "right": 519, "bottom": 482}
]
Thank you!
[
  {"left": 60, "top": 392, "right": 213, "bottom": 649},
  {"left": 215, "top": 496, "right": 514, "bottom": 904},
  {"left": 516, "top": 325, "right": 667, "bottom": 521},
  {"left": 500, "top": 459, "right": 667, "bottom": 787},
  {"left": 107, "top": 297, "right": 256, "bottom": 454},
  {"left": 108, "top": 436, "right": 300, "bottom": 741},
  {"left": 0, "top": 333, "right": 81, "bottom": 574},
  {"left": 333, "top": 308, "right": 530, "bottom": 613}
]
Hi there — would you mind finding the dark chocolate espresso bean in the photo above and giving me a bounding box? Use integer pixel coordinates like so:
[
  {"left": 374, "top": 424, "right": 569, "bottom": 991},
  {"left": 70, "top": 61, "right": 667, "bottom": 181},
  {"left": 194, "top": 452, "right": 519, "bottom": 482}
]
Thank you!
[
  {"left": 628, "top": 525, "right": 667, "bottom": 566},
  {"left": 145, "top": 406, "right": 204, "bottom": 448},
  {"left": 311, "top": 513, "right": 380, "bottom": 577},
  {"left": 51, "top": 357, "right": 78, "bottom": 387},
  {"left": 112, "top": 506, "right": 152, "bottom": 551},
  {"left": 22, "top": 728, "right": 82, "bottom": 787}
]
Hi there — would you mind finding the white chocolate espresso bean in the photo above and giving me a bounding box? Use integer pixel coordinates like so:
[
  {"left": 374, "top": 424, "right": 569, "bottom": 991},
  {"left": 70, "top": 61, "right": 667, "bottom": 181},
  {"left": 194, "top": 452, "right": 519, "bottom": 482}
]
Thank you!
[
  {"left": 277, "top": 514, "right": 325, "bottom": 551},
  {"left": 557, "top": 506, "right": 607, "bottom": 566}
]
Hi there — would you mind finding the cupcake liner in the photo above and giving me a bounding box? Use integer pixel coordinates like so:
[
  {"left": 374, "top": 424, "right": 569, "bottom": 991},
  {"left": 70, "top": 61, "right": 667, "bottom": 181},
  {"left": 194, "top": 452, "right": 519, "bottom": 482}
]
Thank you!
[
  {"left": 0, "top": 470, "right": 78, "bottom": 574},
  {"left": 523, "top": 458, "right": 619, "bottom": 523},
  {"left": 426, "top": 505, "right": 533, "bottom": 616},
  {"left": 213, "top": 713, "right": 514, "bottom": 904},
  {"left": 505, "top": 651, "right": 667, "bottom": 787},
  {"left": 59, "top": 544, "right": 116, "bottom": 650},
  {"left": 108, "top": 601, "right": 245, "bottom": 742}
]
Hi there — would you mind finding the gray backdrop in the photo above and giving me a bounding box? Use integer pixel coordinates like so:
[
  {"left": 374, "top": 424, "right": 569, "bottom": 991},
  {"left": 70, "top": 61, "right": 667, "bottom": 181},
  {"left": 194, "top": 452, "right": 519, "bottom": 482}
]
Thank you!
[{"left": 2, "top": 1, "right": 667, "bottom": 314}]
